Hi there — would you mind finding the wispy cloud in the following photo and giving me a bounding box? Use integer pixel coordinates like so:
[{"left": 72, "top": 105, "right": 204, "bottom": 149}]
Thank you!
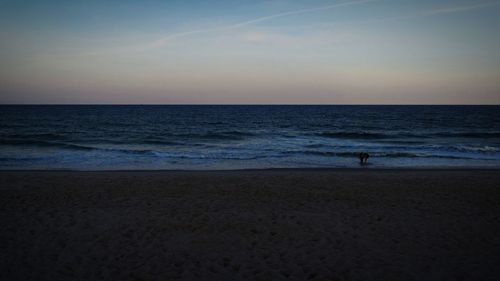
[
  {"left": 144, "top": 0, "right": 499, "bottom": 50},
  {"left": 146, "top": 0, "right": 377, "bottom": 48},
  {"left": 81, "top": 0, "right": 498, "bottom": 56},
  {"left": 228, "top": 0, "right": 377, "bottom": 28},
  {"left": 304, "top": 1, "right": 500, "bottom": 30},
  {"left": 424, "top": 1, "right": 500, "bottom": 16}
]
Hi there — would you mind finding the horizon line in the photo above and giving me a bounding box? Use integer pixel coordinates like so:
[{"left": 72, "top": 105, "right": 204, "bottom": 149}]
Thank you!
[{"left": 1, "top": 103, "right": 499, "bottom": 106}]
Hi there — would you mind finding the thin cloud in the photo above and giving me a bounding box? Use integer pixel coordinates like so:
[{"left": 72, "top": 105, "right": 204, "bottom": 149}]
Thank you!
[
  {"left": 83, "top": 0, "right": 498, "bottom": 55},
  {"left": 146, "top": 28, "right": 221, "bottom": 48},
  {"left": 305, "top": 1, "right": 500, "bottom": 30},
  {"left": 147, "top": 0, "right": 378, "bottom": 48},
  {"left": 424, "top": 1, "right": 500, "bottom": 16},
  {"left": 148, "top": 0, "right": 498, "bottom": 49},
  {"left": 228, "top": 0, "right": 377, "bottom": 28}
]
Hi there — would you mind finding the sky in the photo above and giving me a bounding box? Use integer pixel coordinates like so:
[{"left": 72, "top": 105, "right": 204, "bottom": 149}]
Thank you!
[{"left": 0, "top": 0, "right": 499, "bottom": 104}]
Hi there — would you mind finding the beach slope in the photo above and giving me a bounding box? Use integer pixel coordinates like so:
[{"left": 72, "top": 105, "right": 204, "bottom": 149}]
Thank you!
[{"left": 1, "top": 170, "right": 499, "bottom": 280}]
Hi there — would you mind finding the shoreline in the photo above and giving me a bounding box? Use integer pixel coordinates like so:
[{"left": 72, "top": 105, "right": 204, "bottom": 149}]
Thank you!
[
  {"left": 0, "top": 167, "right": 500, "bottom": 174},
  {"left": 2, "top": 166, "right": 500, "bottom": 173}
]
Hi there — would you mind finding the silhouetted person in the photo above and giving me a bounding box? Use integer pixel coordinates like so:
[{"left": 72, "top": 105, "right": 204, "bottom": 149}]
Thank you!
[{"left": 358, "top": 152, "right": 369, "bottom": 164}]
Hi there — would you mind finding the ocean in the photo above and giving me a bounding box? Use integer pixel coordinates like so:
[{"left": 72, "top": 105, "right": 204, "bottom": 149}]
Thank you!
[{"left": 1, "top": 105, "right": 499, "bottom": 170}]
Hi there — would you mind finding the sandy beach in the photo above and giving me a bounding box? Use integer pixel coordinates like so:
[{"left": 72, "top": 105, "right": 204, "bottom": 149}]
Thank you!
[{"left": 1, "top": 169, "right": 499, "bottom": 281}]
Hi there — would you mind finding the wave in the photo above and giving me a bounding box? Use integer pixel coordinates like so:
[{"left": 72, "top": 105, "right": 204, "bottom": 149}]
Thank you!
[
  {"left": 432, "top": 132, "right": 500, "bottom": 138},
  {"left": 0, "top": 139, "right": 166, "bottom": 154},
  {"left": 141, "top": 140, "right": 189, "bottom": 145},
  {"left": 298, "top": 150, "right": 496, "bottom": 160},
  {"left": 375, "top": 140, "right": 427, "bottom": 145},
  {"left": 416, "top": 144, "right": 499, "bottom": 153},
  {"left": 4, "top": 133, "right": 67, "bottom": 140},
  {"left": 317, "top": 132, "right": 389, "bottom": 139},
  {"left": 0, "top": 157, "right": 46, "bottom": 162},
  {"left": 317, "top": 131, "right": 500, "bottom": 140},
  {"left": 314, "top": 131, "right": 423, "bottom": 140},
  {"left": 1, "top": 130, "right": 255, "bottom": 146},
  {"left": 172, "top": 131, "right": 255, "bottom": 141},
  {"left": 302, "top": 151, "right": 421, "bottom": 158},
  {"left": 150, "top": 151, "right": 270, "bottom": 160},
  {"left": 446, "top": 145, "right": 498, "bottom": 153},
  {"left": 304, "top": 144, "right": 328, "bottom": 148},
  {"left": 0, "top": 137, "right": 202, "bottom": 148},
  {"left": 0, "top": 139, "right": 251, "bottom": 158},
  {"left": 78, "top": 139, "right": 185, "bottom": 146},
  {"left": 0, "top": 139, "right": 94, "bottom": 151}
]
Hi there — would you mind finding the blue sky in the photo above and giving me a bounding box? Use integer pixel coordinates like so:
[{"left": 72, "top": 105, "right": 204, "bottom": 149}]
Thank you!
[{"left": 1, "top": 0, "right": 499, "bottom": 104}]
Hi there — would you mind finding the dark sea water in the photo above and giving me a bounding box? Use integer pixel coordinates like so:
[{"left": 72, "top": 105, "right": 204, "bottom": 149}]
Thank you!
[{"left": 1, "top": 105, "right": 499, "bottom": 170}]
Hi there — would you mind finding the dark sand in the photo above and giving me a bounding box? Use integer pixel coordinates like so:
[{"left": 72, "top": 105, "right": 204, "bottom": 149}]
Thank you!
[{"left": 1, "top": 170, "right": 500, "bottom": 281}]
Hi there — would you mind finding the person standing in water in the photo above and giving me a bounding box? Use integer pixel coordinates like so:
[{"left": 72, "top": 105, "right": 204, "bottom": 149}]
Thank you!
[{"left": 358, "top": 152, "right": 369, "bottom": 164}]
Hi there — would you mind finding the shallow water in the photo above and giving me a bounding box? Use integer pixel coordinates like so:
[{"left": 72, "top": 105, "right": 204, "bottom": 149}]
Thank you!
[{"left": 1, "top": 105, "right": 499, "bottom": 169}]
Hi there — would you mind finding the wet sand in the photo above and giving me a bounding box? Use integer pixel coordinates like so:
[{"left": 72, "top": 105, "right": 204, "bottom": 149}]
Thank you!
[{"left": 1, "top": 169, "right": 500, "bottom": 281}]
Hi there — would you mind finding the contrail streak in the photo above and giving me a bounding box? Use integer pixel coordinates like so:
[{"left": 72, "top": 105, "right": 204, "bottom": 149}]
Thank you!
[
  {"left": 83, "top": 0, "right": 497, "bottom": 56},
  {"left": 423, "top": 1, "right": 500, "bottom": 15},
  {"left": 147, "top": 0, "right": 378, "bottom": 48},
  {"left": 228, "top": 0, "right": 377, "bottom": 28},
  {"left": 302, "top": 1, "right": 500, "bottom": 30}
]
